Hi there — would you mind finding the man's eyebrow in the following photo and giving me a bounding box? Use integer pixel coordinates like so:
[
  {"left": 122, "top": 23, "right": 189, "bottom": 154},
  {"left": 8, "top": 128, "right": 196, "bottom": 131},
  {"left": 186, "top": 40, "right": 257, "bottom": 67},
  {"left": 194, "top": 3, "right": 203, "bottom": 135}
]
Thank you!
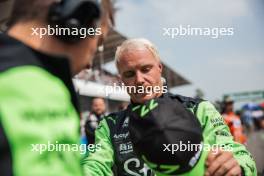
[
  {"left": 140, "top": 64, "right": 153, "bottom": 68},
  {"left": 141, "top": 64, "right": 153, "bottom": 67}
]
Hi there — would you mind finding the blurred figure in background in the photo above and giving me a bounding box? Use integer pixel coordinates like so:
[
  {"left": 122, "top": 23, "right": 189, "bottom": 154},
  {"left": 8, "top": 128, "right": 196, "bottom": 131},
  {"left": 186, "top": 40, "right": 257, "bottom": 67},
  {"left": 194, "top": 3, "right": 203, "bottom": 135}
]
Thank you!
[
  {"left": 241, "top": 110, "right": 255, "bottom": 133},
  {"left": 241, "top": 102, "right": 264, "bottom": 133},
  {"left": 258, "top": 104, "right": 264, "bottom": 129},
  {"left": 253, "top": 107, "right": 264, "bottom": 130},
  {"left": 245, "top": 103, "right": 264, "bottom": 175},
  {"left": 222, "top": 97, "right": 247, "bottom": 144},
  {"left": 85, "top": 98, "right": 107, "bottom": 144}
]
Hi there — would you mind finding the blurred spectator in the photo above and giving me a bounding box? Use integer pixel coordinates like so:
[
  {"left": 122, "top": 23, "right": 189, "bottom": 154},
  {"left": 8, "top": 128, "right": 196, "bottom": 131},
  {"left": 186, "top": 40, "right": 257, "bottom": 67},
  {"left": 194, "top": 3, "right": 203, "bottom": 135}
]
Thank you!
[
  {"left": 259, "top": 102, "right": 264, "bottom": 129},
  {"left": 260, "top": 102, "right": 264, "bottom": 109},
  {"left": 194, "top": 88, "right": 204, "bottom": 99},
  {"left": 222, "top": 97, "right": 247, "bottom": 144},
  {"left": 259, "top": 117, "right": 264, "bottom": 129},
  {"left": 241, "top": 102, "right": 264, "bottom": 132},
  {"left": 252, "top": 105, "right": 264, "bottom": 130},
  {"left": 85, "top": 98, "right": 106, "bottom": 144},
  {"left": 241, "top": 111, "right": 254, "bottom": 133},
  {"left": 80, "top": 111, "right": 90, "bottom": 146}
]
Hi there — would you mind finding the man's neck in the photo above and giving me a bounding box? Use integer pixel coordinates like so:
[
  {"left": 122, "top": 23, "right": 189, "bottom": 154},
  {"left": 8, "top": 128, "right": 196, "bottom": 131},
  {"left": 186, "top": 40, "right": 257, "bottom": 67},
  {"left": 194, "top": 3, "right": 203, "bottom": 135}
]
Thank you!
[
  {"left": 8, "top": 21, "right": 44, "bottom": 50},
  {"left": 7, "top": 21, "right": 69, "bottom": 58}
]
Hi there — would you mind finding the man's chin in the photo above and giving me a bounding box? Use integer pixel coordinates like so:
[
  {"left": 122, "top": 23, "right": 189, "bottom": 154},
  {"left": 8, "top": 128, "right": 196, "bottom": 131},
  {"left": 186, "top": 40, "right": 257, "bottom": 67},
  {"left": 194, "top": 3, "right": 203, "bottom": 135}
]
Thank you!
[{"left": 132, "top": 93, "right": 157, "bottom": 104}]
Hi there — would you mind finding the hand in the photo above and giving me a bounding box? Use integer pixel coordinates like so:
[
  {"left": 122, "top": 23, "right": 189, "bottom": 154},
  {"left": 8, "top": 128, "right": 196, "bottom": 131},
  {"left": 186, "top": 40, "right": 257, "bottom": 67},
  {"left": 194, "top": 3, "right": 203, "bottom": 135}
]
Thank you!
[{"left": 205, "top": 149, "right": 242, "bottom": 176}]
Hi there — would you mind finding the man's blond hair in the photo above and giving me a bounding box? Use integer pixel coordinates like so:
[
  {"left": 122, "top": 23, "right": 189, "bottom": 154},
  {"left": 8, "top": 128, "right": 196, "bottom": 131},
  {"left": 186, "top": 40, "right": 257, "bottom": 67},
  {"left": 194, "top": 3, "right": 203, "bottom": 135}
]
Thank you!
[{"left": 115, "top": 38, "right": 161, "bottom": 70}]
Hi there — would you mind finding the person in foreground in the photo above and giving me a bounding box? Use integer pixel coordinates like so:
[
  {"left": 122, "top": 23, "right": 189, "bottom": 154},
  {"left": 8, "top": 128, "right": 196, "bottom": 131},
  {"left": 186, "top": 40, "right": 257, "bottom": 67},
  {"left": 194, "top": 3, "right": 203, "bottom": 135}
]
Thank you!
[
  {"left": 0, "top": 0, "right": 113, "bottom": 175},
  {"left": 83, "top": 38, "right": 257, "bottom": 176}
]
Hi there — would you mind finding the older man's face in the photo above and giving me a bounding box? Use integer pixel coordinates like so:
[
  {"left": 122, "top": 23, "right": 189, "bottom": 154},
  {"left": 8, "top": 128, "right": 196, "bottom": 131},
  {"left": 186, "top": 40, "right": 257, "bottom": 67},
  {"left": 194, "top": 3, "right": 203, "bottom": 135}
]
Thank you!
[{"left": 117, "top": 49, "right": 163, "bottom": 104}]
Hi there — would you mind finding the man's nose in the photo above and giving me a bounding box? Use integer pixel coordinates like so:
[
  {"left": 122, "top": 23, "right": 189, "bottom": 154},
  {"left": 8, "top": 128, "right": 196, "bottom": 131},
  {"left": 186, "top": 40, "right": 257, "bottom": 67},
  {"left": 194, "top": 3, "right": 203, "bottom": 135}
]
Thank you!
[{"left": 135, "top": 71, "right": 145, "bottom": 85}]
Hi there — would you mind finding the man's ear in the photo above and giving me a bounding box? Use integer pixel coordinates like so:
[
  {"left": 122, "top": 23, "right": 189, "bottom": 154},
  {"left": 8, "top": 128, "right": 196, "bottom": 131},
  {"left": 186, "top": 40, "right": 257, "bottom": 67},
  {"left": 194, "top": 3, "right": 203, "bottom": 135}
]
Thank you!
[{"left": 158, "top": 62, "right": 163, "bottom": 74}]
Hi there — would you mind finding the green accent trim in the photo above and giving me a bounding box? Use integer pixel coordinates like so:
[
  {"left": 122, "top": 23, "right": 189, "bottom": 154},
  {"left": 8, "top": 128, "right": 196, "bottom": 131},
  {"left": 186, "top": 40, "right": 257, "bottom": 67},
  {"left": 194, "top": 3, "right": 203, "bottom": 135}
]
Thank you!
[
  {"left": 142, "top": 155, "right": 157, "bottom": 168},
  {"left": 140, "top": 99, "right": 159, "bottom": 118},
  {"left": 107, "top": 116, "right": 116, "bottom": 124},
  {"left": 149, "top": 99, "right": 158, "bottom": 110},
  {"left": 140, "top": 105, "right": 149, "bottom": 118},
  {"left": 160, "top": 165, "right": 180, "bottom": 174},
  {"left": 132, "top": 105, "right": 141, "bottom": 112}
]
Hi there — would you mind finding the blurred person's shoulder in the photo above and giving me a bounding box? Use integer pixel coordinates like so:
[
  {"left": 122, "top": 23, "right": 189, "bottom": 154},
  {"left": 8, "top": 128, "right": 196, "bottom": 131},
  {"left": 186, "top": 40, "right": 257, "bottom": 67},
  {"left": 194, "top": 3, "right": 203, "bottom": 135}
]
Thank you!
[{"left": 0, "top": 33, "right": 41, "bottom": 73}]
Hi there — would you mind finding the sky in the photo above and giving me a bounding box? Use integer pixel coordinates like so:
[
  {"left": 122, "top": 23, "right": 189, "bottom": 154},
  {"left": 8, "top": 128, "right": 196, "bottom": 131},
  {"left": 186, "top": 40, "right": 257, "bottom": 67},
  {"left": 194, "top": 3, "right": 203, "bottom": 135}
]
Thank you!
[{"left": 105, "top": 0, "right": 264, "bottom": 102}]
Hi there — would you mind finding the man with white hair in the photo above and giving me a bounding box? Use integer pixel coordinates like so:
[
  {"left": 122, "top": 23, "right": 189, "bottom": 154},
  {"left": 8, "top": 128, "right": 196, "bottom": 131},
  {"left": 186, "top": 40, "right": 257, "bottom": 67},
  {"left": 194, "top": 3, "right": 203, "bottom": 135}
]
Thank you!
[{"left": 83, "top": 38, "right": 256, "bottom": 176}]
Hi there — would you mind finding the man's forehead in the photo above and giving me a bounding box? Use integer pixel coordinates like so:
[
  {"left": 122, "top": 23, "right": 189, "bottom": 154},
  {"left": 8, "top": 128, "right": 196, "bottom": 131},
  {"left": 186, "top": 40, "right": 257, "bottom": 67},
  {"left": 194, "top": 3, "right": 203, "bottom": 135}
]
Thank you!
[
  {"left": 119, "top": 49, "right": 157, "bottom": 64},
  {"left": 93, "top": 98, "right": 105, "bottom": 104}
]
